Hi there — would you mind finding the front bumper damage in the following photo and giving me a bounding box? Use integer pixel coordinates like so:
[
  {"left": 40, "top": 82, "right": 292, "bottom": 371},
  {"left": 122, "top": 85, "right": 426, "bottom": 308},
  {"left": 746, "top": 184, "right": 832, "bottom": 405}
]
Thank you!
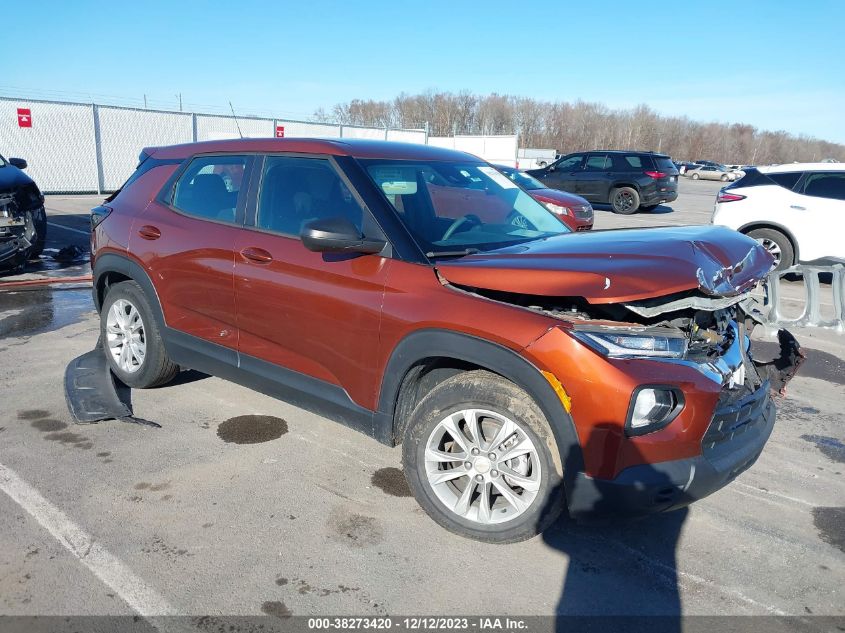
[
  {"left": 0, "top": 193, "right": 38, "bottom": 269},
  {"left": 565, "top": 322, "right": 804, "bottom": 519}
]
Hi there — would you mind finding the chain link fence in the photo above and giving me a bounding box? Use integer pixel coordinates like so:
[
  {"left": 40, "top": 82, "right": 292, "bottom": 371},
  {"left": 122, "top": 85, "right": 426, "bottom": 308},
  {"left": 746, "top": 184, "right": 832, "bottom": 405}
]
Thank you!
[{"left": 0, "top": 97, "right": 427, "bottom": 193}]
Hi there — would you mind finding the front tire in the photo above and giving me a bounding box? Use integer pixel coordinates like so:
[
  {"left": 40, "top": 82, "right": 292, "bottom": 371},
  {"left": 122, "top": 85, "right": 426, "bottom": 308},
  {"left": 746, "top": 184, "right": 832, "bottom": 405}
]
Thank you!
[
  {"left": 691, "top": 173, "right": 700, "bottom": 180},
  {"left": 609, "top": 187, "right": 640, "bottom": 214},
  {"left": 27, "top": 207, "right": 47, "bottom": 259},
  {"left": 100, "top": 281, "right": 179, "bottom": 388},
  {"left": 720, "top": 174, "right": 729, "bottom": 182},
  {"left": 402, "top": 371, "right": 564, "bottom": 543},
  {"left": 746, "top": 228, "right": 794, "bottom": 272}
]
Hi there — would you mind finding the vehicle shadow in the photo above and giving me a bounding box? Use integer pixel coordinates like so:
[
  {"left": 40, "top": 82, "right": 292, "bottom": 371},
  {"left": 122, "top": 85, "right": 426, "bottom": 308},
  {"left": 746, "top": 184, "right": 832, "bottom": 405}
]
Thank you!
[
  {"left": 591, "top": 203, "right": 676, "bottom": 215},
  {"left": 540, "top": 424, "right": 689, "bottom": 630}
]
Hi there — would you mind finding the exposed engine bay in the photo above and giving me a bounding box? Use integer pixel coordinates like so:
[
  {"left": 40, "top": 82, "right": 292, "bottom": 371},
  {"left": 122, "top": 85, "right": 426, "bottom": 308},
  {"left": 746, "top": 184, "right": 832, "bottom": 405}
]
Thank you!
[
  {"left": 0, "top": 192, "right": 39, "bottom": 269},
  {"left": 447, "top": 282, "right": 805, "bottom": 397}
]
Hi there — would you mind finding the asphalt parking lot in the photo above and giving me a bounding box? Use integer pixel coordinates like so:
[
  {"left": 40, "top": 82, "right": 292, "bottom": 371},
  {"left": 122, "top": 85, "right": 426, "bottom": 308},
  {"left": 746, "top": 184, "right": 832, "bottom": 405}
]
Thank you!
[{"left": 0, "top": 179, "right": 843, "bottom": 622}]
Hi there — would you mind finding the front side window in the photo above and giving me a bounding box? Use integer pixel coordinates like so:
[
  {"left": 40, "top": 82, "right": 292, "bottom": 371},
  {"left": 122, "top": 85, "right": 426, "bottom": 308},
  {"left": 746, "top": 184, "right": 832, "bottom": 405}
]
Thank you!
[
  {"left": 257, "top": 156, "right": 363, "bottom": 236},
  {"left": 172, "top": 155, "right": 247, "bottom": 223},
  {"left": 360, "top": 159, "right": 569, "bottom": 254},
  {"left": 801, "top": 172, "right": 845, "bottom": 201},
  {"left": 553, "top": 155, "right": 584, "bottom": 172}
]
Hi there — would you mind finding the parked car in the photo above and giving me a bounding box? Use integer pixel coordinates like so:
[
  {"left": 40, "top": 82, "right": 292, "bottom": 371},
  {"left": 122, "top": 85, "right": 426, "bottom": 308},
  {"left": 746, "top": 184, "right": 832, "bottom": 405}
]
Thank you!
[
  {"left": 712, "top": 162, "right": 845, "bottom": 270},
  {"left": 496, "top": 165, "right": 593, "bottom": 231},
  {"left": 527, "top": 150, "right": 678, "bottom": 214},
  {"left": 686, "top": 165, "right": 736, "bottom": 182},
  {"left": 693, "top": 160, "right": 723, "bottom": 168},
  {"left": 0, "top": 154, "right": 46, "bottom": 270},
  {"left": 91, "top": 138, "right": 796, "bottom": 543}
]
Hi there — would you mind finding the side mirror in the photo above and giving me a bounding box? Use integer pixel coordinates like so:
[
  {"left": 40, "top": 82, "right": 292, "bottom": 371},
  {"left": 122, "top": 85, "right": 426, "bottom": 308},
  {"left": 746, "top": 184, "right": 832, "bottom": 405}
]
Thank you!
[
  {"left": 300, "top": 216, "right": 386, "bottom": 255},
  {"left": 547, "top": 165, "right": 555, "bottom": 172},
  {"left": 9, "top": 158, "right": 27, "bottom": 170}
]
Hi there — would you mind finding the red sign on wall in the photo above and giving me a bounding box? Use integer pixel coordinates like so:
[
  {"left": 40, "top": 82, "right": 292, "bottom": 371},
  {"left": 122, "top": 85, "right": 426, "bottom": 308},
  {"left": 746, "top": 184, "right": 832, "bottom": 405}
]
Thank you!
[
  {"left": 275, "top": 125, "right": 285, "bottom": 138},
  {"left": 17, "top": 108, "right": 32, "bottom": 128}
]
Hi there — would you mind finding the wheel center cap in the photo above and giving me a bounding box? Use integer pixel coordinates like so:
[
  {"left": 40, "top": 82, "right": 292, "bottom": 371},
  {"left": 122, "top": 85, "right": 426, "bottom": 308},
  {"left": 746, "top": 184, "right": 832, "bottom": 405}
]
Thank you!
[{"left": 474, "top": 457, "right": 492, "bottom": 474}]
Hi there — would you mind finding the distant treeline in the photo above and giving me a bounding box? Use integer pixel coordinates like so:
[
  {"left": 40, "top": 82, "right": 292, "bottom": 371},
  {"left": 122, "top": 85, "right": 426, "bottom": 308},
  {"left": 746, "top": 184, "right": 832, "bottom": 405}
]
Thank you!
[{"left": 314, "top": 91, "right": 844, "bottom": 165}]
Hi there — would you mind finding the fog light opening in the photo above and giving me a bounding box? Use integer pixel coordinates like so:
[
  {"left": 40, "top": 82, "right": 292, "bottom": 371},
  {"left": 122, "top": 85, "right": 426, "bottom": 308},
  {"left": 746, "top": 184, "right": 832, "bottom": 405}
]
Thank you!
[{"left": 626, "top": 387, "right": 683, "bottom": 436}]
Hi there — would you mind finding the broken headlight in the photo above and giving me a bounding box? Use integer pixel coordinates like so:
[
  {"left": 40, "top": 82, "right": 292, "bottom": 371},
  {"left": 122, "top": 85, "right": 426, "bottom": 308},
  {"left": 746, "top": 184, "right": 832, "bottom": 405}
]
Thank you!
[{"left": 572, "top": 329, "right": 688, "bottom": 359}]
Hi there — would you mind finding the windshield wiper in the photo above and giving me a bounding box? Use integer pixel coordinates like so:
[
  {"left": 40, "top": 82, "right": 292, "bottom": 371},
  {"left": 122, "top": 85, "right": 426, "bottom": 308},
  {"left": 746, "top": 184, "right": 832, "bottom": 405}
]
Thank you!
[{"left": 425, "top": 248, "right": 480, "bottom": 259}]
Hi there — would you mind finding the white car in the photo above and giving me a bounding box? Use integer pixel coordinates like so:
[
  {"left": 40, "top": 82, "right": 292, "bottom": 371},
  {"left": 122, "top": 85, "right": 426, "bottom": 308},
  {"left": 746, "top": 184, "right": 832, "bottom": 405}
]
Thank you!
[{"left": 711, "top": 163, "right": 845, "bottom": 270}]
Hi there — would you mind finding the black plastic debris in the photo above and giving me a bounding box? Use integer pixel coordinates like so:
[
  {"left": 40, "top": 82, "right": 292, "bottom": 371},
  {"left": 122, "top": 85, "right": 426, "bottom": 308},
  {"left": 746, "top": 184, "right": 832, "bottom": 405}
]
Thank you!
[
  {"left": 756, "top": 329, "right": 806, "bottom": 397},
  {"left": 64, "top": 342, "right": 160, "bottom": 427}
]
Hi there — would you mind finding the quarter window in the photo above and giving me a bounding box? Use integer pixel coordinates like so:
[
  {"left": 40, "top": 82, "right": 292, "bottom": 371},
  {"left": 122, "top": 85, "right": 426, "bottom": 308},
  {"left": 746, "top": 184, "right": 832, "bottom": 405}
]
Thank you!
[
  {"left": 172, "top": 155, "right": 247, "bottom": 223},
  {"left": 768, "top": 172, "right": 802, "bottom": 190},
  {"left": 801, "top": 172, "right": 845, "bottom": 201},
  {"left": 257, "top": 156, "right": 363, "bottom": 236}
]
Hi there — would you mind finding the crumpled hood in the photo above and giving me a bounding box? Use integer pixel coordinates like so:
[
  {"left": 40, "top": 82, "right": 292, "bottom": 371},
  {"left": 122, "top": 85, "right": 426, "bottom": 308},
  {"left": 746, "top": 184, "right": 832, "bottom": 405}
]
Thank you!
[
  {"left": 436, "top": 225, "right": 774, "bottom": 303},
  {"left": 0, "top": 164, "right": 34, "bottom": 192}
]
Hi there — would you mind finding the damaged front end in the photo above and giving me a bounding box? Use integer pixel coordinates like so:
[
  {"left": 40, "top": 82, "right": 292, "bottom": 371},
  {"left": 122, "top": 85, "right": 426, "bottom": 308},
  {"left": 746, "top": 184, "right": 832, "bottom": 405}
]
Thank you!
[{"left": 0, "top": 192, "right": 37, "bottom": 269}]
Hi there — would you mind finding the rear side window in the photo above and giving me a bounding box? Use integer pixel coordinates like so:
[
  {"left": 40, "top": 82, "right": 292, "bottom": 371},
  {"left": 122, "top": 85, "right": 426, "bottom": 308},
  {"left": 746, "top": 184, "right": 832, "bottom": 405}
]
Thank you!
[
  {"left": 584, "top": 155, "right": 610, "bottom": 171},
  {"left": 257, "top": 156, "right": 363, "bottom": 237},
  {"left": 801, "top": 172, "right": 845, "bottom": 201},
  {"left": 172, "top": 155, "right": 248, "bottom": 223}
]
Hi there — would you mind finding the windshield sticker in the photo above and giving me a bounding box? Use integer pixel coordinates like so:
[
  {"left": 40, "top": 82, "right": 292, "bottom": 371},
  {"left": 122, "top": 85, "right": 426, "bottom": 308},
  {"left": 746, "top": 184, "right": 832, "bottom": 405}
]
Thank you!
[
  {"left": 369, "top": 166, "right": 418, "bottom": 195},
  {"left": 478, "top": 166, "right": 518, "bottom": 189}
]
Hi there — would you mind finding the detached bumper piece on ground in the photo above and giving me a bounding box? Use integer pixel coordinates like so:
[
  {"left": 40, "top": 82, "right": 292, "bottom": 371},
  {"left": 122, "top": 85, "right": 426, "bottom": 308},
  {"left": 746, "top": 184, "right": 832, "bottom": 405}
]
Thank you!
[{"left": 64, "top": 342, "right": 160, "bottom": 428}]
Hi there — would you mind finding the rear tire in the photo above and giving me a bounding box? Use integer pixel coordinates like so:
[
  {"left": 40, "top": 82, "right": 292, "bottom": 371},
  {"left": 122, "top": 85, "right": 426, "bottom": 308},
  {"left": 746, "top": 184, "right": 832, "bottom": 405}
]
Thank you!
[
  {"left": 100, "top": 281, "right": 179, "bottom": 388},
  {"left": 402, "top": 370, "right": 564, "bottom": 543},
  {"left": 609, "top": 187, "right": 640, "bottom": 214},
  {"left": 720, "top": 174, "right": 729, "bottom": 182},
  {"left": 746, "top": 228, "right": 794, "bottom": 272}
]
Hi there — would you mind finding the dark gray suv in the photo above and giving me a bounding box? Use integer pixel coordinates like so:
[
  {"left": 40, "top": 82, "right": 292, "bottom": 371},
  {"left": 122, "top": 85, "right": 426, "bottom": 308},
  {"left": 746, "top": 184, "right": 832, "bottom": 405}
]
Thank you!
[{"left": 527, "top": 150, "right": 679, "bottom": 214}]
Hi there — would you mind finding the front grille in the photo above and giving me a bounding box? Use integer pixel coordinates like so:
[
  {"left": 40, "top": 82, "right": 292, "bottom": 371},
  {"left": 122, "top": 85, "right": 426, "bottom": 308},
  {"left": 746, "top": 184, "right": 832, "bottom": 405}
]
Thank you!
[
  {"left": 572, "top": 204, "right": 593, "bottom": 219},
  {"left": 702, "top": 385, "right": 772, "bottom": 457}
]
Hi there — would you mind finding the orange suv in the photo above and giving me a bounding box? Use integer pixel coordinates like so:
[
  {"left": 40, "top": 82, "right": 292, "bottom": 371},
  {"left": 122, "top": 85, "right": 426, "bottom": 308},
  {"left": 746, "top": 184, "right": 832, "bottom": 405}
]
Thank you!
[{"left": 90, "top": 138, "right": 795, "bottom": 543}]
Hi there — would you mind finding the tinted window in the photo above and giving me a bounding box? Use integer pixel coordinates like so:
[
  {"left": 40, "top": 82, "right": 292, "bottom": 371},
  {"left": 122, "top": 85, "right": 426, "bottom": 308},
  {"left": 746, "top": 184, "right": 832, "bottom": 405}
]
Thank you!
[
  {"left": 768, "top": 171, "right": 802, "bottom": 190},
  {"left": 172, "top": 155, "right": 246, "bottom": 223},
  {"left": 611, "top": 154, "right": 647, "bottom": 171},
  {"left": 257, "top": 156, "right": 363, "bottom": 236},
  {"left": 801, "top": 172, "right": 845, "bottom": 201},
  {"left": 584, "top": 155, "right": 609, "bottom": 171},
  {"left": 553, "top": 155, "right": 584, "bottom": 171},
  {"left": 653, "top": 156, "right": 676, "bottom": 171}
]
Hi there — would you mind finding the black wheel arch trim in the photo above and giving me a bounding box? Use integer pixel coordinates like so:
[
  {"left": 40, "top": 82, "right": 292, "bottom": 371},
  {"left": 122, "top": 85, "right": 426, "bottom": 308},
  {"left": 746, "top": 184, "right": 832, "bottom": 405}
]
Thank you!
[
  {"left": 737, "top": 221, "right": 800, "bottom": 262},
  {"left": 375, "top": 328, "right": 584, "bottom": 496},
  {"left": 92, "top": 253, "right": 166, "bottom": 326}
]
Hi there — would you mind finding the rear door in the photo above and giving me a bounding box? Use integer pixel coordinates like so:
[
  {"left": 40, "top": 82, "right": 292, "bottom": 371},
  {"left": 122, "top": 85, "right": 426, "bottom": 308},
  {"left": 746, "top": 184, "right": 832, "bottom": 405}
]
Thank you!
[
  {"left": 233, "top": 153, "right": 391, "bottom": 414},
  {"left": 792, "top": 171, "right": 845, "bottom": 261},
  {"left": 578, "top": 154, "right": 611, "bottom": 201},
  {"left": 133, "top": 153, "right": 253, "bottom": 352}
]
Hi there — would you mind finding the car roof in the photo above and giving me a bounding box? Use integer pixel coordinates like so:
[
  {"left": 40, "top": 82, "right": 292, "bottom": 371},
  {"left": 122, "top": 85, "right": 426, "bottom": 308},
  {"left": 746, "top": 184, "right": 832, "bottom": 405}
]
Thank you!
[
  {"left": 759, "top": 162, "right": 843, "bottom": 173},
  {"left": 577, "top": 150, "right": 670, "bottom": 157},
  {"left": 145, "top": 138, "right": 482, "bottom": 162}
]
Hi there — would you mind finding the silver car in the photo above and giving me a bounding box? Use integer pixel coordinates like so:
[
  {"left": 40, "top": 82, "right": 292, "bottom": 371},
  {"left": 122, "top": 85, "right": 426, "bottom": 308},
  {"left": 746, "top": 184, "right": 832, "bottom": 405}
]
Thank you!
[{"left": 685, "top": 165, "right": 736, "bottom": 182}]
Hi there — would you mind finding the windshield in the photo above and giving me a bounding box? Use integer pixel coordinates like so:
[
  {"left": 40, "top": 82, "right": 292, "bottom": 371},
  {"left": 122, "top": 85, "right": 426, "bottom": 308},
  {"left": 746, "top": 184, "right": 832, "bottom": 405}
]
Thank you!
[
  {"left": 360, "top": 159, "right": 570, "bottom": 255},
  {"left": 497, "top": 167, "right": 544, "bottom": 190}
]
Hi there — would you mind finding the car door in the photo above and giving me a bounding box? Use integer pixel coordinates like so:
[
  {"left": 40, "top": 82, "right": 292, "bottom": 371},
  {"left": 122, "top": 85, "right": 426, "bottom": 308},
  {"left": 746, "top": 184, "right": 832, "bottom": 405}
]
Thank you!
[
  {"left": 791, "top": 171, "right": 845, "bottom": 261},
  {"left": 132, "top": 153, "right": 254, "bottom": 352},
  {"left": 578, "top": 154, "right": 611, "bottom": 201},
  {"left": 538, "top": 154, "right": 584, "bottom": 193},
  {"left": 233, "top": 153, "right": 392, "bottom": 416}
]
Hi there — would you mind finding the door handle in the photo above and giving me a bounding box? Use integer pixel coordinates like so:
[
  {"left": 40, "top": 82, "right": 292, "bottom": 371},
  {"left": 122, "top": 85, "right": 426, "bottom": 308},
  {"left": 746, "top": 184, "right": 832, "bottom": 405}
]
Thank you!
[
  {"left": 790, "top": 205, "right": 806, "bottom": 210},
  {"left": 240, "top": 246, "right": 273, "bottom": 264},
  {"left": 137, "top": 225, "right": 161, "bottom": 240}
]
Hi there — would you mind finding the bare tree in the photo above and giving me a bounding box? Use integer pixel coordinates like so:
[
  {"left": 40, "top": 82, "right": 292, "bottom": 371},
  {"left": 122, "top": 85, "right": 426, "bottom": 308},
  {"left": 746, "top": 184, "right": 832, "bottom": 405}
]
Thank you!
[{"left": 314, "top": 91, "right": 845, "bottom": 164}]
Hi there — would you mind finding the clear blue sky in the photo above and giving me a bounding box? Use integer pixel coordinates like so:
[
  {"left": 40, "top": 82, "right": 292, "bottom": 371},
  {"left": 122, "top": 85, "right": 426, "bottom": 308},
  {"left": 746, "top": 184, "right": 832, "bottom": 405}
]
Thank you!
[{"left": 5, "top": 0, "right": 844, "bottom": 142}]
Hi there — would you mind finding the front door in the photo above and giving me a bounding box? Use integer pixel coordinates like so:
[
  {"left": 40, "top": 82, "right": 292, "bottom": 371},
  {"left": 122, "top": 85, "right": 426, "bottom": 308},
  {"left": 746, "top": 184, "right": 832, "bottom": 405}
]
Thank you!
[
  {"left": 233, "top": 154, "right": 391, "bottom": 413},
  {"left": 540, "top": 154, "right": 585, "bottom": 194}
]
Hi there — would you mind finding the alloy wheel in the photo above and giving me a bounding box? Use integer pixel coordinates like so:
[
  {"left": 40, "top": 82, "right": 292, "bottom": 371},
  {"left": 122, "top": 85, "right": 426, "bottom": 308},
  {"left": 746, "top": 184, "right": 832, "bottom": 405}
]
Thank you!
[
  {"left": 106, "top": 299, "right": 146, "bottom": 373},
  {"left": 424, "top": 408, "right": 542, "bottom": 525},
  {"left": 614, "top": 190, "right": 635, "bottom": 212},
  {"left": 756, "top": 237, "right": 782, "bottom": 267}
]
